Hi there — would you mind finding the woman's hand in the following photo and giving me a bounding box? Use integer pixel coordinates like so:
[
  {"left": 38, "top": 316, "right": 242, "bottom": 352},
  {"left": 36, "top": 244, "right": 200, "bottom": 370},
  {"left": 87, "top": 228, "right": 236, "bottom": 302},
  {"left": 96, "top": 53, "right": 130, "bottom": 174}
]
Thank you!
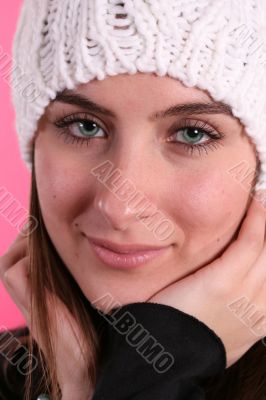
[
  {"left": 148, "top": 190, "right": 266, "bottom": 368},
  {"left": 0, "top": 233, "right": 93, "bottom": 400}
]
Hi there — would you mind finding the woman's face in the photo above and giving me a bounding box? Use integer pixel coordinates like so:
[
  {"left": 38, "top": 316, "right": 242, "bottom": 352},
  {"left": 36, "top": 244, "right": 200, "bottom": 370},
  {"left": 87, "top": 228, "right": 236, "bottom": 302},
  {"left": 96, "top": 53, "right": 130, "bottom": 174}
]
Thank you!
[{"left": 34, "top": 72, "right": 257, "bottom": 310}]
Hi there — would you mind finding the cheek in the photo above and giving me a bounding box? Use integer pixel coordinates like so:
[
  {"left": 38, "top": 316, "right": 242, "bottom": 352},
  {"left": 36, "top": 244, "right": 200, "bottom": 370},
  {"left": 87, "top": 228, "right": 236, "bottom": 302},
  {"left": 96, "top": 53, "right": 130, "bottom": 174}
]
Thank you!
[
  {"left": 168, "top": 166, "right": 253, "bottom": 266},
  {"left": 35, "top": 152, "right": 95, "bottom": 225},
  {"left": 173, "top": 168, "right": 250, "bottom": 234}
]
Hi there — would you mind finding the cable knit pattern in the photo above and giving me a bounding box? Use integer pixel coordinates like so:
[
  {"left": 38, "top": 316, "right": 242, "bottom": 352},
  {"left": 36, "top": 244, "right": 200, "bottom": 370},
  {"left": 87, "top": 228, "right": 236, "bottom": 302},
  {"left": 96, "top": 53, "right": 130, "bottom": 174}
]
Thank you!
[{"left": 11, "top": 0, "right": 266, "bottom": 189}]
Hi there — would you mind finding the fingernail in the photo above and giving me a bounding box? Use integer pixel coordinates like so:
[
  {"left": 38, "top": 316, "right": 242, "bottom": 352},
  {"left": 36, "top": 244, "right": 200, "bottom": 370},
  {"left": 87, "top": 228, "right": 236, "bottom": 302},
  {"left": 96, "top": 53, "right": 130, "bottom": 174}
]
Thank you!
[{"left": 3, "top": 270, "right": 13, "bottom": 288}]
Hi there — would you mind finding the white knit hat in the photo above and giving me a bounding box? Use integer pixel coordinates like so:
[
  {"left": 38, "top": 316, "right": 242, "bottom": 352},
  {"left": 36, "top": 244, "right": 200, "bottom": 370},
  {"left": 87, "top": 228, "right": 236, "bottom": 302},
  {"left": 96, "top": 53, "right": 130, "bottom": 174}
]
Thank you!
[{"left": 11, "top": 0, "right": 266, "bottom": 190}]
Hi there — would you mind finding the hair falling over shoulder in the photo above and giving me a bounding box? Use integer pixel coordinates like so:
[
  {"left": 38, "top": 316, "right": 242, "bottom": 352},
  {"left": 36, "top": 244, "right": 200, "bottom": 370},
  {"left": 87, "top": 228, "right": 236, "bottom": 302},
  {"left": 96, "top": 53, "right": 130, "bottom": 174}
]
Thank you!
[{"left": 15, "top": 148, "right": 102, "bottom": 400}]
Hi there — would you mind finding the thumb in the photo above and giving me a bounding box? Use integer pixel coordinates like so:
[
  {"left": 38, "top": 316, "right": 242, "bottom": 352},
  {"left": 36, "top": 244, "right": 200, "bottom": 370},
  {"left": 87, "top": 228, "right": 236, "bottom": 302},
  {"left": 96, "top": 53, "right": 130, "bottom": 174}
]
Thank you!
[{"left": 3, "top": 256, "right": 30, "bottom": 318}]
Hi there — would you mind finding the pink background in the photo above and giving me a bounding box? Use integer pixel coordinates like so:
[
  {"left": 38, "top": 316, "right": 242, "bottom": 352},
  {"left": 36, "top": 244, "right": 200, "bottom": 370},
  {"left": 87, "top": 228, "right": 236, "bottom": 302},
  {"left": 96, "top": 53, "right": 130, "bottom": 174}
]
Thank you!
[{"left": 0, "top": 1, "right": 29, "bottom": 329}]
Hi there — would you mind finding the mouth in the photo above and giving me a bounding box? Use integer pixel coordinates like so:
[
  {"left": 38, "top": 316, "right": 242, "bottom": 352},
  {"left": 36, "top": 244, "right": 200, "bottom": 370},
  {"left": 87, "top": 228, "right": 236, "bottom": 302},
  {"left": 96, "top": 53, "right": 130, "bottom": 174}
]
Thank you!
[{"left": 87, "top": 238, "right": 171, "bottom": 269}]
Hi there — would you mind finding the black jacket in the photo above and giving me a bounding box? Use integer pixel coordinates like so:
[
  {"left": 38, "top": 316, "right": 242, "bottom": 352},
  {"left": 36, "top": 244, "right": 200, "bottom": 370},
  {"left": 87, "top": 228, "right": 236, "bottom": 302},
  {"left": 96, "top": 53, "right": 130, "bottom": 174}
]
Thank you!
[{"left": 0, "top": 302, "right": 226, "bottom": 399}]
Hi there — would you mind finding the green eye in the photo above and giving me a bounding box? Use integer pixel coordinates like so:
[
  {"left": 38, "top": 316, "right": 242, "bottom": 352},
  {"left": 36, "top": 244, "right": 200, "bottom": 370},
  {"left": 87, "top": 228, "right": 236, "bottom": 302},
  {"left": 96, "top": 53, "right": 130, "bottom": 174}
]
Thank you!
[
  {"left": 76, "top": 121, "right": 103, "bottom": 137},
  {"left": 54, "top": 115, "right": 107, "bottom": 146},
  {"left": 180, "top": 128, "right": 205, "bottom": 144},
  {"left": 168, "top": 119, "right": 225, "bottom": 156}
]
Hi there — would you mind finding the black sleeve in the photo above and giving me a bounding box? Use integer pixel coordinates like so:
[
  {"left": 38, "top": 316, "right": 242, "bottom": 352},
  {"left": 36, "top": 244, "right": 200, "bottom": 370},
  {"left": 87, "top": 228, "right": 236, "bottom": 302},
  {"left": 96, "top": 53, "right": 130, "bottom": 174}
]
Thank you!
[
  {"left": 0, "top": 326, "right": 49, "bottom": 400},
  {"left": 0, "top": 326, "right": 30, "bottom": 400},
  {"left": 93, "top": 302, "right": 227, "bottom": 400}
]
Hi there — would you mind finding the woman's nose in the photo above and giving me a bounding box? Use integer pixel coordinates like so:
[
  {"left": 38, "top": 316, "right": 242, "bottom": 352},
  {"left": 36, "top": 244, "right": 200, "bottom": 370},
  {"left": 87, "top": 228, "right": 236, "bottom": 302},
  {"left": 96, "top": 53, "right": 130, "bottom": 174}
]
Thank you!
[
  {"left": 92, "top": 150, "right": 156, "bottom": 231},
  {"left": 96, "top": 194, "right": 141, "bottom": 231}
]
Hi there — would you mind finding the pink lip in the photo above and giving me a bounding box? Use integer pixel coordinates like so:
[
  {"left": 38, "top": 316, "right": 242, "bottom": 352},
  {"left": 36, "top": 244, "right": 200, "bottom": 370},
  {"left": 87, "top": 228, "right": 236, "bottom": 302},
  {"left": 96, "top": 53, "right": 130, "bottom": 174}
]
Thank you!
[
  {"left": 86, "top": 235, "right": 170, "bottom": 253},
  {"left": 88, "top": 240, "right": 171, "bottom": 269}
]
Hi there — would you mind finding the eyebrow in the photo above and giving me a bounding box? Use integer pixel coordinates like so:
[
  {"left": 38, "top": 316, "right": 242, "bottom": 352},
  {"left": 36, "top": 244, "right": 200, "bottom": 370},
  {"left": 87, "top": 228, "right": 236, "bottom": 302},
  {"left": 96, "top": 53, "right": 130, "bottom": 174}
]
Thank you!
[{"left": 53, "top": 89, "right": 234, "bottom": 120}]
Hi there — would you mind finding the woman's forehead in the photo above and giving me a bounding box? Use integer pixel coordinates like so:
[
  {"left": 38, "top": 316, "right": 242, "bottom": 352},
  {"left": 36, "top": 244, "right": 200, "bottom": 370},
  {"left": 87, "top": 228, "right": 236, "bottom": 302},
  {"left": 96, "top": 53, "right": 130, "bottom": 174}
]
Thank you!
[
  {"left": 44, "top": 73, "right": 236, "bottom": 129},
  {"left": 74, "top": 72, "right": 213, "bottom": 101}
]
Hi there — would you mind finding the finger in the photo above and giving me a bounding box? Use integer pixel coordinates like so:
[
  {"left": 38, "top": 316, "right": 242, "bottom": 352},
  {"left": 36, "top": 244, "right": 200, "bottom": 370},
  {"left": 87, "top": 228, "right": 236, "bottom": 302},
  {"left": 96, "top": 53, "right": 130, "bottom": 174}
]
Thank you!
[
  {"left": 2, "top": 259, "right": 47, "bottom": 356},
  {"left": 7, "top": 230, "right": 28, "bottom": 251},
  {"left": 219, "top": 189, "right": 266, "bottom": 269},
  {"left": 0, "top": 238, "right": 28, "bottom": 279},
  {"left": 245, "top": 241, "right": 266, "bottom": 292},
  {"left": 2, "top": 256, "right": 30, "bottom": 319}
]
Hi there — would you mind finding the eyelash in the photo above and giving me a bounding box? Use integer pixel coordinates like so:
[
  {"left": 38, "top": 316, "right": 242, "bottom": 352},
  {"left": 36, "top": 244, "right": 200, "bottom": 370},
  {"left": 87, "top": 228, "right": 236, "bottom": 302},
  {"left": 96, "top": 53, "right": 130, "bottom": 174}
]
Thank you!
[{"left": 54, "top": 113, "right": 225, "bottom": 156}]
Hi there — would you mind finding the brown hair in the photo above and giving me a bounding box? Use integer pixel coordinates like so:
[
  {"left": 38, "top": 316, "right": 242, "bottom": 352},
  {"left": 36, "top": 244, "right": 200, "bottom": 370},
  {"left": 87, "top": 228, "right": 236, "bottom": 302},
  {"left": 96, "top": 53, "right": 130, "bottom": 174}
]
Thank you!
[{"left": 22, "top": 148, "right": 104, "bottom": 400}]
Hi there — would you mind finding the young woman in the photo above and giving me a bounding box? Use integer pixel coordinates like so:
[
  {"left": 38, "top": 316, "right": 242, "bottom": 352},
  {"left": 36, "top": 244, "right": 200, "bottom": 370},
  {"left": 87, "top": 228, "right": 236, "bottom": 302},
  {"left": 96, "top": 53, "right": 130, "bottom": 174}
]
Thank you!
[{"left": 1, "top": 0, "right": 266, "bottom": 399}]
